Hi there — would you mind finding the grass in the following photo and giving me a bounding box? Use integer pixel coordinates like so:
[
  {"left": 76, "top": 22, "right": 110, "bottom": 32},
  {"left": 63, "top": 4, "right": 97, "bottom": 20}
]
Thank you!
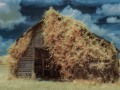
[
  {"left": 0, "top": 65, "right": 120, "bottom": 90},
  {"left": 0, "top": 55, "right": 7, "bottom": 64}
]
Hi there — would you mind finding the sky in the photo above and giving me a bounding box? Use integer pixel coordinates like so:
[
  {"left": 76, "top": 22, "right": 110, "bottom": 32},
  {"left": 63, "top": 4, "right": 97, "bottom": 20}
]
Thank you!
[{"left": 0, "top": 0, "right": 120, "bottom": 57}]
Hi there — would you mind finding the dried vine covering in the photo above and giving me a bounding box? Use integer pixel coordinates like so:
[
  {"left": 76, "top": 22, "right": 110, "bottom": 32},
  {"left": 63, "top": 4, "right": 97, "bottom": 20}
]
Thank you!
[
  {"left": 43, "top": 8, "right": 119, "bottom": 82},
  {"left": 8, "top": 8, "right": 119, "bottom": 82},
  {"left": 8, "top": 22, "right": 43, "bottom": 77}
]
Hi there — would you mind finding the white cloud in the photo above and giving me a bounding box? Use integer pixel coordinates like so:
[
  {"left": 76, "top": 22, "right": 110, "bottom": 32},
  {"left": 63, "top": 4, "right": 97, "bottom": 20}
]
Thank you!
[
  {"left": 96, "top": 4, "right": 120, "bottom": 16},
  {"left": 21, "top": 0, "right": 64, "bottom": 7},
  {"left": 107, "top": 33, "right": 120, "bottom": 42},
  {"left": 107, "top": 33, "right": 120, "bottom": 49},
  {"left": 61, "top": 5, "right": 106, "bottom": 36},
  {"left": 0, "top": 36, "right": 14, "bottom": 55},
  {"left": 106, "top": 17, "right": 120, "bottom": 23},
  {"left": 0, "top": 0, "right": 26, "bottom": 30},
  {"left": 60, "top": 5, "right": 120, "bottom": 51},
  {"left": 71, "top": 0, "right": 120, "bottom": 6},
  {"left": 0, "top": 2, "right": 10, "bottom": 13}
]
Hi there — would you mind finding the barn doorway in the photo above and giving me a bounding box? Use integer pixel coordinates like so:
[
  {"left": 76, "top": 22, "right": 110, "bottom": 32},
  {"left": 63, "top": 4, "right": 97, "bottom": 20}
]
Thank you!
[{"left": 34, "top": 48, "right": 61, "bottom": 80}]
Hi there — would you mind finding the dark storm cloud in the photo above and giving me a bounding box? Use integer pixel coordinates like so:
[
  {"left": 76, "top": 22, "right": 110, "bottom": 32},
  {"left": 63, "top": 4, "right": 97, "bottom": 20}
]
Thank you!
[
  {"left": 71, "top": 0, "right": 120, "bottom": 6},
  {"left": 21, "top": 0, "right": 120, "bottom": 7},
  {"left": 21, "top": 0, "right": 65, "bottom": 7}
]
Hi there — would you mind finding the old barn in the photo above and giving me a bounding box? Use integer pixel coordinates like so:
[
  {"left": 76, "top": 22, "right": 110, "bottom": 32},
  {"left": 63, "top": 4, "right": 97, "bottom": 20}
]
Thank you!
[{"left": 8, "top": 8, "right": 119, "bottom": 82}]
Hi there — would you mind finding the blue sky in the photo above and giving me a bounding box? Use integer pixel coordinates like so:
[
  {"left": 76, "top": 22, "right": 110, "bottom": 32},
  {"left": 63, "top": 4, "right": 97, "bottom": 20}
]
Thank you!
[{"left": 0, "top": 0, "right": 120, "bottom": 56}]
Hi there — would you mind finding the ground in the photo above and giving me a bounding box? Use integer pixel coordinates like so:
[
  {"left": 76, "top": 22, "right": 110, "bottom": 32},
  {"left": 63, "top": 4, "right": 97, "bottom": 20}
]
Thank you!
[{"left": 0, "top": 65, "right": 120, "bottom": 90}]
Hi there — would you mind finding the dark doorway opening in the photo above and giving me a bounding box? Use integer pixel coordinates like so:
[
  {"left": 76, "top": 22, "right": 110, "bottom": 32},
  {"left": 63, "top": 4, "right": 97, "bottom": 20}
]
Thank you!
[{"left": 34, "top": 48, "right": 61, "bottom": 80}]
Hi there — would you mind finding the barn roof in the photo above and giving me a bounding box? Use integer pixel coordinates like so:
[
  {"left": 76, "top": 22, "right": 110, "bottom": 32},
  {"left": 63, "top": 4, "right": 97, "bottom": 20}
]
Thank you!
[{"left": 9, "top": 8, "right": 119, "bottom": 60}]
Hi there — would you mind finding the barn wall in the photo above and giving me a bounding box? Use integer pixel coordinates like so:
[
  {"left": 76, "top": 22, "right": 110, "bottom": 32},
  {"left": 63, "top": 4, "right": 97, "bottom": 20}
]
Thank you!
[
  {"left": 34, "top": 32, "right": 44, "bottom": 48},
  {"left": 17, "top": 32, "right": 44, "bottom": 78},
  {"left": 17, "top": 46, "right": 35, "bottom": 78}
]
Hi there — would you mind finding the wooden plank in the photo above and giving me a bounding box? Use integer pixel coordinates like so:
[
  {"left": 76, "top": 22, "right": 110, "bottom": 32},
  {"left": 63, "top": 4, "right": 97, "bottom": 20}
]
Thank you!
[
  {"left": 27, "top": 50, "right": 35, "bottom": 52},
  {"left": 18, "top": 68, "right": 32, "bottom": 70},
  {"left": 24, "top": 56, "right": 34, "bottom": 58},
  {"left": 26, "top": 52, "right": 35, "bottom": 54},
  {"left": 21, "top": 62, "right": 33, "bottom": 64},
  {"left": 18, "top": 67, "right": 32, "bottom": 70},
  {"left": 17, "top": 75, "right": 31, "bottom": 77},
  {"left": 18, "top": 75, "right": 31, "bottom": 77},
  {"left": 23, "top": 55, "right": 34, "bottom": 57},
  {"left": 23, "top": 57, "right": 34, "bottom": 59},
  {"left": 20, "top": 63, "right": 34, "bottom": 65},
  {"left": 18, "top": 71, "right": 32, "bottom": 73},
  {"left": 22, "top": 60, "right": 34, "bottom": 61},
  {"left": 18, "top": 70, "right": 32, "bottom": 72},
  {"left": 19, "top": 65, "right": 34, "bottom": 68},
  {"left": 19, "top": 62, "right": 34, "bottom": 64},
  {"left": 19, "top": 64, "right": 33, "bottom": 66},
  {"left": 19, "top": 64, "right": 34, "bottom": 67},
  {"left": 22, "top": 60, "right": 34, "bottom": 62},
  {"left": 17, "top": 73, "right": 32, "bottom": 77},
  {"left": 18, "top": 72, "right": 32, "bottom": 74},
  {"left": 26, "top": 50, "right": 35, "bottom": 52},
  {"left": 22, "top": 59, "right": 34, "bottom": 61},
  {"left": 19, "top": 67, "right": 33, "bottom": 69},
  {"left": 25, "top": 53, "right": 34, "bottom": 55},
  {"left": 19, "top": 61, "right": 34, "bottom": 64},
  {"left": 17, "top": 73, "right": 32, "bottom": 76},
  {"left": 22, "top": 58, "right": 34, "bottom": 60},
  {"left": 20, "top": 62, "right": 34, "bottom": 64},
  {"left": 18, "top": 67, "right": 33, "bottom": 70},
  {"left": 18, "top": 71, "right": 32, "bottom": 74}
]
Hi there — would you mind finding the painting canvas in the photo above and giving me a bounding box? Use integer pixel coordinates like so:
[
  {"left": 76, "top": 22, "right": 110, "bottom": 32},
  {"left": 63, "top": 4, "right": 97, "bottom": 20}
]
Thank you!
[{"left": 0, "top": 0, "right": 120, "bottom": 90}]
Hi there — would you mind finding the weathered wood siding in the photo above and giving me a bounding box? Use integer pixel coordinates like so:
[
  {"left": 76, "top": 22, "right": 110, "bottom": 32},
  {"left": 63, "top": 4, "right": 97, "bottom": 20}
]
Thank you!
[
  {"left": 17, "top": 46, "right": 35, "bottom": 77},
  {"left": 34, "top": 32, "right": 44, "bottom": 48},
  {"left": 17, "top": 32, "right": 44, "bottom": 78}
]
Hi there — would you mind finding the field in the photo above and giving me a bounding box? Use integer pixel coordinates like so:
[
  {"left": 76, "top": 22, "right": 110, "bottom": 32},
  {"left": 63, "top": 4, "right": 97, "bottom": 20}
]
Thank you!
[{"left": 0, "top": 65, "right": 120, "bottom": 90}]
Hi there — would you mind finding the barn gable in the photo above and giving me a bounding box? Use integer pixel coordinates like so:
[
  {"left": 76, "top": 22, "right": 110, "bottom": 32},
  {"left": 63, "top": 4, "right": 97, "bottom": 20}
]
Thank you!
[
  {"left": 9, "top": 21, "right": 44, "bottom": 77},
  {"left": 8, "top": 8, "right": 119, "bottom": 82}
]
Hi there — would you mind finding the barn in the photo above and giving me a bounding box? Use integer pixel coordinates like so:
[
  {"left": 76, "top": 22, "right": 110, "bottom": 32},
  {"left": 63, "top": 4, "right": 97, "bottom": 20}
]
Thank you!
[{"left": 8, "top": 8, "right": 119, "bottom": 82}]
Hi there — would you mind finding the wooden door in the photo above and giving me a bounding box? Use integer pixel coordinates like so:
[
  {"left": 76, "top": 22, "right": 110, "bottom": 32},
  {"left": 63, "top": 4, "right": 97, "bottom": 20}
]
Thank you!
[{"left": 34, "top": 48, "right": 51, "bottom": 79}]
